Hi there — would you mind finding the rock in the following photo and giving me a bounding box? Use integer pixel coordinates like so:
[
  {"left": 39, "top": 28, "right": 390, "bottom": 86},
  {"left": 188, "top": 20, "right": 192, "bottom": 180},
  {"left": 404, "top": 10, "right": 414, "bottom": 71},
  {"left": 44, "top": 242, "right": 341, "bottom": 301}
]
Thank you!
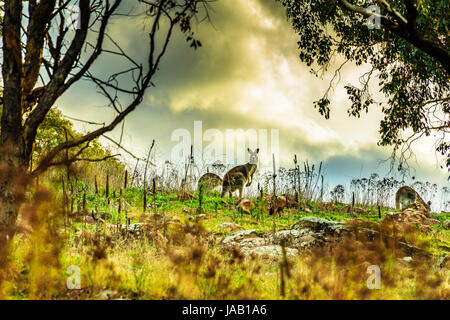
[
  {"left": 303, "top": 207, "right": 312, "bottom": 214},
  {"left": 270, "top": 229, "right": 323, "bottom": 250},
  {"left": 84, "top": 216, "right": 96, "bottom": 224},
  {"left": 238, "top": 238, "right": 268, "bottom": 251},
  {"left": 123, "top": 223, "right": 144, "bottom": 232},
  {"left": 220, "top": 229, "right": 269, "bottom": 253},
  {"left": 419, "top": 225, "right": 432, "bottom": 233},
  {"left": 424, "top": 218, "right": 440, "bottom": 225},
  {"left": 112, "top": 223, "right": 146, "bottom": 237},
  {"left": 444, "top": 220, "right": 450, "bottom": 229},
  {"left": 397, "top": 256, "right": 414, "bottom": 267},
  {"left": 98, "top": 289, "right": 118, "bottom": 300},
  {"left": 262, "top": 196, "right": 287, "bottom": 215},
  {"left": 217, "top": 222, "right": 242, "bottom": 232},
  {"left": 382, "top": 206, "right": 439, "bottom": 233},
  {"left": 247, "top": 245, "right": 298, "bottom": 259},
  {"left": 284, "top": 209, "right": 299, "bottom": 216},
  {"left": 236, "top": 198, "right": 255, "bottom": 214},
  {"left": 402, "top": 256, "right": 413, "bottom": 263},
  {"left": 403, "top": 201, "right": 430, "bottom": 216},
  {"left": 292, "top": 217, "right": 346, "bottom": 236},
  {"left": 270, "top": 196, "right": 286, "bottom": 215},
  {"left": 222, "top": 229, "right": 259, "bottom": 245}
]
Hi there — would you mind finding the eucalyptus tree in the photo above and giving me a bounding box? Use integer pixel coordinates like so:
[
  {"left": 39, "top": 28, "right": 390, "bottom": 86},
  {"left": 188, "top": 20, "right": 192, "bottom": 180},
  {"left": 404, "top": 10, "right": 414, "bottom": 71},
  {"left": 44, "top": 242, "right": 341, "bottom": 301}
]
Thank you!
[
  {"left": 279, "top": 0, "right": 449, "bottom": 172},
  {"left": 0, "top": 0, "right": 209, "bottom": 237}
]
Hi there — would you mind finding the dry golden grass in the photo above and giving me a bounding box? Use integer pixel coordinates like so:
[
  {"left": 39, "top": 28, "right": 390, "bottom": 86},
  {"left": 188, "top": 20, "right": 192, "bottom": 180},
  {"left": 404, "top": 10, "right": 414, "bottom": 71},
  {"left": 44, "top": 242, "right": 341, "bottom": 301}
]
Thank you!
[{"left": 0, "top": 186, "right": 449, "bottom": 300}]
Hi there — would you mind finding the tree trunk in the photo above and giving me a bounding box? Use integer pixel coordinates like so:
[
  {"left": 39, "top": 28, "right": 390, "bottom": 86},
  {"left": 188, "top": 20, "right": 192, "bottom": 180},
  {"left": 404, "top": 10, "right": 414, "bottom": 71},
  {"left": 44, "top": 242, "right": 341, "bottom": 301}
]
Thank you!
[{"left": 0, "top": 149, "right": 29, "bottom": 239}]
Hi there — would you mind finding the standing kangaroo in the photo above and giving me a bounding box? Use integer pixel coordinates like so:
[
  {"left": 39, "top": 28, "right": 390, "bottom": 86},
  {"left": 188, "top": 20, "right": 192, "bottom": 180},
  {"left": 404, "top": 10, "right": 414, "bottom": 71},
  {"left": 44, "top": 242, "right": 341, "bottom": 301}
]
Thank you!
[
  {"left": 221, "top": 148, "right": 259, "bottom": 198},
  {"left": 395, "top": 186, "right": 431, "bottom": 211}
]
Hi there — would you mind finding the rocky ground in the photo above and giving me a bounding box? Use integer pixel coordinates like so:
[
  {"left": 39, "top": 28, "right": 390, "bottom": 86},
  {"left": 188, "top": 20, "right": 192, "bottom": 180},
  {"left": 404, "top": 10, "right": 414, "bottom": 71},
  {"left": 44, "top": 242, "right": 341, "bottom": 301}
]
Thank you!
[{"left": 96, "top": 200, "right": 449, "bottom": 269}]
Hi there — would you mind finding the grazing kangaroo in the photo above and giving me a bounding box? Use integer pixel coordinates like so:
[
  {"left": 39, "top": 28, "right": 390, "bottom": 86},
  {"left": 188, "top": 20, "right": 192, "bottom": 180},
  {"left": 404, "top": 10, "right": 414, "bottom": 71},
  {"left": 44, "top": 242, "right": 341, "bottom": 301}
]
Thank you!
[
  {"left": 395, "top": 186, "right": 431, "bottom": 211},
  {"left": 197, "top": 172, "right": 222, "bottom": 191},
  {"left": 221, "top": 148, "right": 259, "bottom": 198}
]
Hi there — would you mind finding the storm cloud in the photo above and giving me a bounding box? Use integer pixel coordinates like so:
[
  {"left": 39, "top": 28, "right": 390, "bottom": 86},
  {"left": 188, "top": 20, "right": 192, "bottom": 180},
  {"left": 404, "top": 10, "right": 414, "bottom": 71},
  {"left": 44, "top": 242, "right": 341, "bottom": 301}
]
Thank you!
[{"left": 57, "top": 0, "right": 448, "bottom": 192}]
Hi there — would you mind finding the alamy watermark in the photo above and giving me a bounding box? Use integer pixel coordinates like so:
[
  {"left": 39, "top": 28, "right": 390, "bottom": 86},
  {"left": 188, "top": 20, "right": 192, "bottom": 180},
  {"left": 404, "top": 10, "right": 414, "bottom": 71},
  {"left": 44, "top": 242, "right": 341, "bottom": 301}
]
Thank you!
[
  {"left": 366, "top": 265, "right": 381, "bottom": 289},
  {"left": 170, "top": 121, "right": 279, "bottom": 167},
  {"left": 366, "top": 5, "right": 381, "bottom": 29},
  {"left": 67, "top": 265, "right": 81, "bottom": 290}
]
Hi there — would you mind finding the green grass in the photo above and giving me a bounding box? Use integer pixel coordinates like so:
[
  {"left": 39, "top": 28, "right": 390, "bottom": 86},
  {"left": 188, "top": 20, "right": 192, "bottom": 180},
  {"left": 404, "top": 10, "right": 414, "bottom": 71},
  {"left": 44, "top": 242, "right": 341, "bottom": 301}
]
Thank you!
[{"left": 5, "top": 186, "right": 447, "bottom": 300}]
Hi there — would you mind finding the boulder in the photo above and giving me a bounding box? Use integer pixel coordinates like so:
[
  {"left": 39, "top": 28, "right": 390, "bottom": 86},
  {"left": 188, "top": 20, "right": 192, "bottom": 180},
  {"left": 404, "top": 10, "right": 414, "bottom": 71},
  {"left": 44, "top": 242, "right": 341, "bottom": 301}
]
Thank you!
[
  {"left": 270, "top": 196, "right": 286, "bottom": 215},
  {"left": 382, "top": 206, "right": 440, "bottom": 233},
  {"left": 419, "top": 225, "right": 432, "bottom": 233},
  {"left": 97, "top": 289, "right": 119, "bottom": 300},
  {"left": 237, "top": 238, "right": 268, "bottom": 251},
  {"left": 109, "top": 223, "right": 146, "bottom": 238},
  {"left": 403, "top": 201, "right": 430, "bottom": 216},
  {"left": 84, "top": 216, "right": 96, "bottom": 224},
  {"left": 303, "top": 207, "right": 312, "bottom": 214},
  {"left": 291, "top": 217, "right": 346, "bottom": 236},
  {"left": 182, "top": 207, "right": 192, "bottom": 215},
  {"left": 247, "top": 245, "right": 298, "bottom": 259},
  {"left": 424, "top": 218, "right": 440, "bottom": 225},
  {"left": 222, "top": 229, "right": 259, "bottom": 245},
  {"left": 220, "top": 229, "right": 268, "bottom": 253},
  {"left": 236, "top": 198, "right": 255, "bottom": 214},
  {"left": 402, "top": 256, "right": 413, "bottom": 263},
  {"left": 217, "top": 222, "right": 242, "bottom": 232},
  {"left": 269, "top": 229, "right": 324, "bottom": 250}
]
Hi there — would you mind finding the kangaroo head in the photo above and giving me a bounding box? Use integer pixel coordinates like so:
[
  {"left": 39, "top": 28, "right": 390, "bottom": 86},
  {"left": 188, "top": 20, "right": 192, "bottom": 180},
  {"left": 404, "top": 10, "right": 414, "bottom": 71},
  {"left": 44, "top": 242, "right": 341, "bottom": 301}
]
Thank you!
[{"left": 248, "top": 148, "right": 259, "bottom": 164}]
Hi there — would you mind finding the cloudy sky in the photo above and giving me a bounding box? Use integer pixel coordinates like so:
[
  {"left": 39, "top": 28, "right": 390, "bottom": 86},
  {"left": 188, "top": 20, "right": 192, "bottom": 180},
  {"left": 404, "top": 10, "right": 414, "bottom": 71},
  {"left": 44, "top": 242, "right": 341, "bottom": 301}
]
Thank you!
[{"left": 57, "top": 0, "right": 447, "bottom": 200}]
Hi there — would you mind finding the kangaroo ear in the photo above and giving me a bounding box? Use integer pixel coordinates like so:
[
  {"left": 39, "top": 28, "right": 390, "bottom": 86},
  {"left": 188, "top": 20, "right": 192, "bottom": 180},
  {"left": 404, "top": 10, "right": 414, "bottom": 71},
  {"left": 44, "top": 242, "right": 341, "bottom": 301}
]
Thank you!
[
  {"left": 248, "top": 148, "right": 251, "bottom": 153},
  {"left": 256, "top": 148, "right": 259, "bottom": 154}
]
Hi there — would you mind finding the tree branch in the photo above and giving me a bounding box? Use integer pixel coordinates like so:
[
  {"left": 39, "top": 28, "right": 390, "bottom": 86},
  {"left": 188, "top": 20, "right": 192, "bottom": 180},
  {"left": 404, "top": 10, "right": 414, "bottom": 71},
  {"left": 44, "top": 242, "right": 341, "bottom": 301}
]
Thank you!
[{"left": 338, "top": 0, "right": 450, "bottom": 74}]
